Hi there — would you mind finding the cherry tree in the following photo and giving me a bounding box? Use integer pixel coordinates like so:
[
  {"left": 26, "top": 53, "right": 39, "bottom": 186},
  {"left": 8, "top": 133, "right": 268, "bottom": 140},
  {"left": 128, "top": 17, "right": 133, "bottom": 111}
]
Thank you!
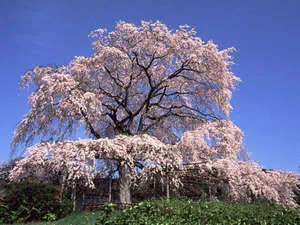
[
  {"left": 178, "top": 120, "right": 299, "bottom": 207},
  {"left": 10, "top": 134, "right": 181, "bottom": 204},
  {"left": 11, "top": 21, "right": 240, "bottom": 203}
]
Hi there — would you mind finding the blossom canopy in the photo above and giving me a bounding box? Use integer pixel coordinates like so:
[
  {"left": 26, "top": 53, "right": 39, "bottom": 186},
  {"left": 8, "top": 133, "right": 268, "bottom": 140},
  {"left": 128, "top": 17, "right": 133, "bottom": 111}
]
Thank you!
[{"left": 12, "top": 20, "right": 240, "bottom": 152}]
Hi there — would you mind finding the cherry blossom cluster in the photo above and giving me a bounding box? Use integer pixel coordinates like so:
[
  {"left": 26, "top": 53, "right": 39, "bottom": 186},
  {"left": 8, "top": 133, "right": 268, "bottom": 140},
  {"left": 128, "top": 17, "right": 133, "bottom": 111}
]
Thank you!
[
  {"left": 178, "top": 120, "right": 244, "bottom": 161},
  {"left": 12, "top": 21, "right": 240, "bottom": 153},
  {"left": 178, "top": 120, "right": 299, "bottom": 207},
  {"left": 185, "top": 159, "right": 299, "bottom": 208},
  {"left": 11, "top": 119, "right": 299, "bottom": 207},
  {"left": 10, "top": 134, "right": 182, "bottom": 188}
]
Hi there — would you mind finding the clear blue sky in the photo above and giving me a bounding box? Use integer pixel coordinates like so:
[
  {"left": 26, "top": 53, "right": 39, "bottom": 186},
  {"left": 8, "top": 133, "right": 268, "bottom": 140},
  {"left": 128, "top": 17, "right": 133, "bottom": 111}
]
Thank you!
[{"left": 0, "top": 0, "right": 299, "bottom": 172}]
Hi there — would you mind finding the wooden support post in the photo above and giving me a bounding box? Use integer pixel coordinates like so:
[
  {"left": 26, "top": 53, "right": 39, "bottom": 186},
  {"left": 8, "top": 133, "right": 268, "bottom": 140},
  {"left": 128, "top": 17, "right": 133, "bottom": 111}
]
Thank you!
[
  {"left": 60, "top": 171, "right": 66, "bottom": 202},
  {"left": 161, "top": 176, "right": 164, "bottom": 196},
  {"left": 166, "top": 175, "right": 170, "bottom": 200},
  {"left": 71, "top": 183, "right": 77, "bottom": 212},
  {"left": 108, "top": 174, "right": 112, "bottom": 203},
  {"left": 153, "top": 177, "right": 156, "bottom": 198}
]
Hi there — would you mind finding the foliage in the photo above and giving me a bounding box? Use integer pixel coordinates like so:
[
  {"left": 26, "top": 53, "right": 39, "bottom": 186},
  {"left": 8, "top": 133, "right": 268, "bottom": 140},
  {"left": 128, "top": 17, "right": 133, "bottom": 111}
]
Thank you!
[
  {"left": 42, "top": 213, "right": 57, "bottom": 221},
  {"left": 9, "top": 211, "right": 101, "bottom": 225},
  {"left": 96, "top": 198, "right": 300, "bottom": 225},
  {"left": 0, "top": 182, "right": 72, "bottom": 224}
]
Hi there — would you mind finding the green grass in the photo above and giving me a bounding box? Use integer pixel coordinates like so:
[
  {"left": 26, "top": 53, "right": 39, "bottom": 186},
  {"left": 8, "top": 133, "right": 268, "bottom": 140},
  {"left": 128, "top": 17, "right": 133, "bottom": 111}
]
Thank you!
[
  {"left": 9, "top": 199, "right": 300, "bottom": 225},
  {"left": 11, "top": 211, "right": 101, "bottom": 225},
  {"left": 96, "top": 198, "right": 300, "bottom": 225}
]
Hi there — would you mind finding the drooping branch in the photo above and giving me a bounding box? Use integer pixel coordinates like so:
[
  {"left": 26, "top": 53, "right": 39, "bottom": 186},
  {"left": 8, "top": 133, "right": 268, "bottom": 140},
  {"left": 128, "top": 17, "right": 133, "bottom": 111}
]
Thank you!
[
  {"left": 12, "top": 20, "right": 240, "bottom": 156},
  {"left": 10, "top": 134, "right": 182, "bottom": 188},
  {"left": 79, "top": 107, "right": 101, "bottom": 139}
]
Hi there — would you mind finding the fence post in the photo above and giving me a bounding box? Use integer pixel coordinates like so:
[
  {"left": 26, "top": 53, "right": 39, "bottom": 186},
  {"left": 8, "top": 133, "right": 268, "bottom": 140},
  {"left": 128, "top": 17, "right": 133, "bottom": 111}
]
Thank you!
[
  {"left": 60, "top": 170, "right": 66, "bottom": 202},
  {"left": 161, "top": 176, "right": 164, "bottom": 195},
  {"left": 71, "top": 183, "right": 77, "bottom": 211},
  {"left": 166, "top": 175, "right": 170, "bottom": 200},
  {"left": 108, "top": 174, "right": 112, "bottom": 202},
  {"left": 153, "top": 177, "right": 156, "bottom": 198}
]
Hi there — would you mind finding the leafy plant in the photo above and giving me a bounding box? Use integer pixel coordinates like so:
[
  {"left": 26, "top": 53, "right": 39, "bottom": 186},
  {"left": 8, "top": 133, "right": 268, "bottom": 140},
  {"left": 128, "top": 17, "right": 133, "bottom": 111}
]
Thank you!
[
  {"left": 96, "top": 198, "right": 300, "bottom": 225},
  {"left": 42, "top": 213, "right": 57, "bottom": 221},
  {"left": 0, "top": 182, "right": 72, "bottom": 223}
]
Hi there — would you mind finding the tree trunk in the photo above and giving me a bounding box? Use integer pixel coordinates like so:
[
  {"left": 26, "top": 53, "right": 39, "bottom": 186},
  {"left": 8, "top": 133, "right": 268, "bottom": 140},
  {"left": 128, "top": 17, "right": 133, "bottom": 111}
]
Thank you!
[{"left": 119, "top": 164, "right": 131, "bottom": 204}]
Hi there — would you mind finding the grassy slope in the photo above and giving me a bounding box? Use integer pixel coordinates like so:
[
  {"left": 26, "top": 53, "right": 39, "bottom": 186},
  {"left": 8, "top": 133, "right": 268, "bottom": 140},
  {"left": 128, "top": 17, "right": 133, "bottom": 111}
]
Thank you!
[
  {"left": 12, "top": 211, "right": 101, "bottom": 225},
  {"left": 11, "top": 199, "right": 300, "bottom": 225},
  {"left": 98, "top": 199, "right": 300, "bottom": 225}
]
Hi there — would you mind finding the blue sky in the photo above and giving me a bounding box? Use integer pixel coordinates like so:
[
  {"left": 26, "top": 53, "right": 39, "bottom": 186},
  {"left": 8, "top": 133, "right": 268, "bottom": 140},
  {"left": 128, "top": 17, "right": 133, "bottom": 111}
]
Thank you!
[{"left": 0, "top": 0, "right": 299, "bottom": 172}]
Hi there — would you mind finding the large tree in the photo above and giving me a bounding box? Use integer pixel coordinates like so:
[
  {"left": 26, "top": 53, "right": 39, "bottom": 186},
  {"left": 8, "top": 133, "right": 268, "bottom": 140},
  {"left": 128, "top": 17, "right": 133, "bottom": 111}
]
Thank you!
[{"left": 11, "top": 21, "right": 240, "bottom": 203}]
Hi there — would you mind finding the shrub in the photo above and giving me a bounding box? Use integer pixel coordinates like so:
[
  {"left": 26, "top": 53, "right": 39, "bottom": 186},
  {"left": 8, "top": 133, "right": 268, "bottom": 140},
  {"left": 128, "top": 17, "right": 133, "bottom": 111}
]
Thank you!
[
  {"left": 0, "top": 182, "right": 72, "bottom": 223},
  {"left": 96, "top": 198, "right": 300, "bottom": 225}
]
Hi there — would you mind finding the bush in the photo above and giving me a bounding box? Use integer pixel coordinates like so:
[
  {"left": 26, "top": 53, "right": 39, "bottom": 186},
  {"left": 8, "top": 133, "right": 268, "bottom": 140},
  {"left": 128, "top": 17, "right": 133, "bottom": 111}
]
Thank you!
[
  {"left": 0, "top": 182, "right": 72, "bottom": 223},
  {"left": 96, "top": 198, "right": 300, "bottom": 225}
]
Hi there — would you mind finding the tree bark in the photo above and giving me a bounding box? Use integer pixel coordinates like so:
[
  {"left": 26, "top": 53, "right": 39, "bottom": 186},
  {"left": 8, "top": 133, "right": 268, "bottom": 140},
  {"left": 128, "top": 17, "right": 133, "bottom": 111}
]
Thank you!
[{"left": 119, "top": 164, "right": 131, "bottom": 204}]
